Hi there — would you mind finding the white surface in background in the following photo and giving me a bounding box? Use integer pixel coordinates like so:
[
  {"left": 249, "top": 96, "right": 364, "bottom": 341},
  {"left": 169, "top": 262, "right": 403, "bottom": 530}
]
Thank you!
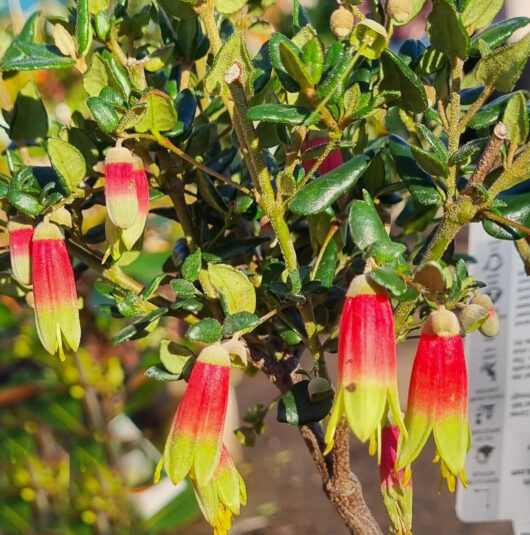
[{"left": 456, "top": 225, "right": 530, "bottom": 535}]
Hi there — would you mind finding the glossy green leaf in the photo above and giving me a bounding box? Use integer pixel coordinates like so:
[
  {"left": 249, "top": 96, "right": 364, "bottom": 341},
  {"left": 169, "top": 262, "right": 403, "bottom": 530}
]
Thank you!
[
  {"left": 469, "top": 17, "right": 530, "bottom": 57},
  {"left": 76, "top": 0, "right": 92, "bottom": 55},
  {"left": 135, "top": 93, "right": 177, "bottom": 133},
  {"left": 222, "top": 312, "right": 260, "bottom": 336},
  {"left": 502, "top": 91, "right": 529, "bottom": 146},
  {"left": 185, "top": 318, "right": 222, "bottom": 343},
  {"left": 483, "top": 192, "right": 530, "bottom": 240},
  {"left": 205, "top": 32, "right": 254, "bottom": 98},
  {"left": 476, "top": 33, "right": 530, "bottom": 92},
  {"left": 182, "top": 250, "right": 202, "bottom": 282},
  {"left": 414, "top": 46, "right": 446, "bottom": 75},
  {"left": 410, "top": 144, "right": 449, "bottom": 177},
  {"left": 145, "top": 365, "right": 182, "bottom": 381},
  {"left": 208, "top": 263, "right": 256, "bottom": 314},
  {"left": 290, "top": 154, "right": 370, "bottom": 215},
  {"left": 461, "top": 0, "right": 503, "bottom": 33},
  {"left": 101, "top": 50, "right": 131, "bottom": 99},
  {"left": 7, "top": 190, "right": 41, "bottom": 215},
  {"left": 159, "top": 340, "right": 193, "bottom": 376},
  {"left": 368, "top": 266, "right": 407, "bottom": 297},
  {"left": 269, "top": 33, "right": 303, "bottom": 92},
  {"left": 293, "top": 0, "right": 311, "bottom": 32},
  {"left": 277, "top": 380, "right": 332, "bottom": 426},
  {"left": 9, "top": 81, "right": 47, "bottom": 142},
  {"left": 46, "top": 138, "right": 86, "bottom": 193},
  {"left": 448, "top": 137, "right": 488, "bottom": 165},
  {"left": 380, "top": 49, "right": 428, "bottom": 113},
  {"left": 87, "top": 96, "right": 119, "bottom": 132},
  {"left": 208, "top": 237, "right": 269, "bottom": 260},
  {"left": 469, "top": 93, "right": 513, "bottom": 129},
  {"left": 171, "top": 279, "right": 198, "bottom": 299},
  {"left": 314, "top": 238, "right": 337, "bottom": 288},
  {"left": 427, "top": 0, "right": 469, "bottom": 60},
  {"left": 247, "top": 104, "right": 314, "bottom": 125},
  {"left": 279, "top": 40, "right": 313, "bottom": 89}
]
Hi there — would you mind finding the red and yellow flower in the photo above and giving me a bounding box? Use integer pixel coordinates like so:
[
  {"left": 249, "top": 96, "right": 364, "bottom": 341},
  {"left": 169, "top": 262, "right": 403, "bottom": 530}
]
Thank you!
[
  {"left": 395, "top": 307, "right": 470, "bottom": 491},
  {"left": 325, "top": 274, "right": 405, "bottom": 450},
  {"left": 7, "top": 217, "right": 34, "bottom": 286},
  {"left": 104, "top": 146, "right": 138, "bottom": 229},
  {"left": 163, "top": 344, "right": 230, "bottom": 487},
  {"left": 192, "top": 444, "right": 247, "bottom": 535},
  {"left": 380, "top": 422, "right": 412, "bottom": 535},
  {"left": 32, "top": 222, "right": 81, "bottom": 360}
]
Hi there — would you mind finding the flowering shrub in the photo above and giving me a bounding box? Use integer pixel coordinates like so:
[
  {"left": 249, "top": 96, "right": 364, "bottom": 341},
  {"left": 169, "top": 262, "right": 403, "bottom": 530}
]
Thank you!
[{"left": 1, "top": 0, "right": 530, "bottom": 533}]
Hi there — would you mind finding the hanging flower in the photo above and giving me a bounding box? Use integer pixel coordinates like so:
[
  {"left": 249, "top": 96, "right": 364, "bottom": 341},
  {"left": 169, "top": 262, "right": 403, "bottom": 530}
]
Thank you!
[
  {"left": 32, "top": 222, "right": 81, "bottom": 360},
  {"left": 380, "top": 422, "right": 413, "bottom": 535},
  {"left": 7, "top": 217, "right": 34, "bottom": 286},
  {"left": 302, "top": 136, "right": 343, "bottom": 176},
  {"left": 325, "top": 273, "right": 405, "bottom": 451},
  {"left": 395, "top": 307, "right": 470, "bottom": 491},
  {"left": 104, "top": 146, "right": 137, "bottom": 229},
  {"left": 192, "top": 444, "right": 247, "bottom": 535},
  {"left": 163, "top": 344, "right": 230, "bottom": 487},
  {"left": 105, "top": 155, "right": 150, "bottom": 260}
]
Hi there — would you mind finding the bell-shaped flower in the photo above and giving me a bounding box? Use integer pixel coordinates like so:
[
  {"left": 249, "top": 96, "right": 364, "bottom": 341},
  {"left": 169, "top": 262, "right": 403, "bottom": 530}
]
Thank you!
[
  {"left": 104, "top": 156, "right": 149, "bottom": 260},
  {"left": 163, "top": 344, "right": 230, "bottom": 487},
  {"left": 302, "top": 136, "right": 343, "bottom": 175},
  {"left": 395, "top": 307, "right": 470, "bottom": 491},
  {"left": 7, "top": 216, "right": 34, "bottom": 286},
  {"left": 32, "top": 222, "right": 80, "bottom": 360},
  {"left": 325, "top": 273, "right": 405, "bottom": 451},
  {"left": 104, "top": 146, "right": 137, "bottom": 229},
  {"left": 192, "top": 444, "right": 247, "bottom": 535},
  {"left": 380, "top": 422, "right": 412, "bottom": 535}
]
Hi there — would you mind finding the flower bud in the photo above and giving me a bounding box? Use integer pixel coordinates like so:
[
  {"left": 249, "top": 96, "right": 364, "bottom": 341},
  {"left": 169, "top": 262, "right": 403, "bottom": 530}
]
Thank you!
[
  {"left": 325, "top": 273, "right": 405, "bottom": 451},
  {"left": 396, "top": 308, "right": 470, "bottom": 491},
  {"left": 386, "top": 0, "right": 412, "bottom": 24},
  {"left": 308, "top": 377, "right": 334, "bottom": 402},
  {"left": 32, "top": 222, "right": 81, "bottom": 360},
  {"left": 7, "top": 217, "right": 34, "bottom": 286},
  {"left": 330, "top": 6, "right": 354, "bottom": 39},
  {"left": 459, "top": 304, "right": 489, "bottom": 333},
  {"left": 104, "top": 146, "right": 137, "bottom": 229},
  {"left": 471, "top": 294, "right": 499, "bottom": 337},
  {"left": 163, "top": 344, "right": 231, "bottom": 487}
]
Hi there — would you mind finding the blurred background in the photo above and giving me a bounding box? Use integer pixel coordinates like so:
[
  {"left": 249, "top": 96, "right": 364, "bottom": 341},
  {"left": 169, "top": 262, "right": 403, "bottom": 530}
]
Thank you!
[{"left": 0, "top": 0, "right": 528, "bottom": 534}]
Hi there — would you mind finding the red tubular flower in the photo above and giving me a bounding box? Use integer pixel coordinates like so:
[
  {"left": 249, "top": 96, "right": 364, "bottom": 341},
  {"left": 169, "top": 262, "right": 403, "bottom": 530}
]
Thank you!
[
  {"left": 395, "top": 307, "right": 470, "bottom": 491},
  {"left": 7, "top": 217, "right": 34, "bottom": 286},
  {"left": 380, "top": 423, "right": 413, "bottom": 535},
  {"left": 325, "top": 274, "right": 405, "bottom": 450},
  {"left": 32, "top": 222, "right": 81, "bottom": 360},
  {"left": 104, "top": 146, "right": 137, "bottom": 229},
  {"left": 163, "top": 344, "right": 230, "bottom": 487},
  {"left": 105, "top": 156, "right": 150, "bottom": 260},
  {"left": 302, "top": 136, "right": 344, "bottom": 175},
  {"left": 192, "top": 444, "right": 247, "bottom": 535}
]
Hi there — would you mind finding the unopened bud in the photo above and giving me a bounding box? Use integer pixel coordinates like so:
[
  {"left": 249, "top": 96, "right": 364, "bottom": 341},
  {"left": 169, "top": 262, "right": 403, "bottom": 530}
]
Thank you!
[
  {"left": 330, "top": 6, "right": 354, "bottom": 39},
  {"left": 386, "top": 0, "right": 412, "bottom": 24},
  {"left": 308, "top": 377, "right": 334, "bottom": 402},
  {"left": 471, "top": 294, "right": 499, "bottom": 337},
  {"left": 459, "top": 304, "right": 489, "bottom": 333}
]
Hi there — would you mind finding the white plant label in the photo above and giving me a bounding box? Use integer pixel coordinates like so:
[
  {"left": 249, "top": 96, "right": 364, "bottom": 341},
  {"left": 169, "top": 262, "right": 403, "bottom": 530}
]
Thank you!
[{"left": 456, "top": 225, "right": 530, "bottom": 535}]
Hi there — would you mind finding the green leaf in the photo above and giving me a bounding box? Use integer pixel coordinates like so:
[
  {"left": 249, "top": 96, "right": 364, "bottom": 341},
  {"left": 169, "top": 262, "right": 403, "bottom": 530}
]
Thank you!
[
  {"left": 135, "top": 93, "right": 177, "bottom": 133},
  {"left": 145, "top": 365, "right": 182, "bottom": 382},
  {"left": 277, "top": 380, "right": 332, "bottom": 426},
  {"left": 410, "top": 144, "right": 449, "bottom": 177},
  {"left": 247, "top": 104, "right": 315, "bottom": 125},
  {"left": 476, "top": 33, "right": 530, "bottom": 92},
  {"left": 389, "top": 135, "right": 442, "bottom": 205},
  {"left": 380, "top": 49, "right": 428, "bottom": 113},
  {"left": 208, "top": 263, "right": 256, "bottom": 314},
  {"left": 186, "top": 318, "right": 222, "bottom": 343},
  {"left": 483, "top": 192, "right": 530, "bottom": 240},
  {"left": 159, "top": 339, "right": 193, "bottom": 376},
  {"left": 46, "top": 138, "right": 86, "bottom": 193},
  {"left": 196, "top": 170, "right": 227, "bottom": 214},
  {"left": 182, "top": 250, "right": 202, "bottom": 282},
  {"left": 7, "top": 190, "right": 41, "bottom": 215},
  {"left": 112, "top": 308, "right": 168, "bottom": 344},
  {"left": 87, "top": 96, "right": 119, "bottom": 132},
  {"left": 205, "top": 32, "right": 254, "bottom": 98},
  {"left": 448, "top": 137, "right": 488, "bottom": 165},
  {"left": 290, "top": 154, "right": 370, "bottom": 215},
  {"left": 208, "top": 237, "right": 270, "bottom": 260},
  {"left": 461, "top": 0, "right": 504, "bottom": 33},
  {"left": 76, "top": 0, "right": 92, "bottom": 55},
  {"left": 215, "top": 0, "right": 246, "bottom": 14},
  {"left": 469, "top": 93, "right": 513, "bottom": 130},
  {"left": 293, "top": 0, "right": 311, "bottom": 32},
  {"left": 116, "top": 102, "right": 148, "bottom": 132},
  {"left": 427, "top": 0, "right": 469, "bottom": 60},
  {"left": 314, "top": 238, "right": 337, "bottom": 288},
  {"left": 368, "top": 266, "right": 407, "bottom": 297},
  {"left": 469, "top": 17, "right": 530, "bottom": 57},
  {"left": 83, "top": 52, "right": 119, "bottom": 96},
  {"left": 9, "top": 81, "right": 48, "bottom": 142},
  {"left": 502, "top": 91, "right": 529, "bottom": 146},
  {"left": 222, "top": 312, "right": 260, "bottom": 336},
  {"left": 171, "top": 279, "right": 198, "bottom": 298},
  {"left": 279, "top": 40, "right": 313, "bottom": 89},
  {"left": 269, "top": 33, "right": 303, "bottom": 92},
  {"left": 393, "top": 0, "right": 427, "bottom": 26}
]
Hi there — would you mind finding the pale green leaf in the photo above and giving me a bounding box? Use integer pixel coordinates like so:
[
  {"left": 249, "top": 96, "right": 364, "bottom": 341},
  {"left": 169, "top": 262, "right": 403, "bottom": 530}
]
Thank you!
[
  {"left": 47, "top": 138, "right": 87, "bottom": 193},
  {"left": 207, "top": 263, "right": 256, "bottom": 315}
]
